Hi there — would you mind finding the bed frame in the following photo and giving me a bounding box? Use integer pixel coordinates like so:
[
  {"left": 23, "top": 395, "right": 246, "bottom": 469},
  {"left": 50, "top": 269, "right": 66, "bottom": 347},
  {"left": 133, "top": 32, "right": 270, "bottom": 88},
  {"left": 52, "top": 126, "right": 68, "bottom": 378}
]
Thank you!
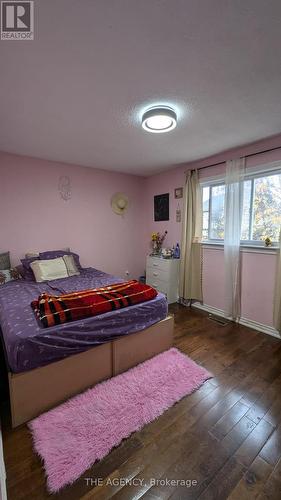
[{"left": 8, "top": 315, "right": 174, "bottom": 427}]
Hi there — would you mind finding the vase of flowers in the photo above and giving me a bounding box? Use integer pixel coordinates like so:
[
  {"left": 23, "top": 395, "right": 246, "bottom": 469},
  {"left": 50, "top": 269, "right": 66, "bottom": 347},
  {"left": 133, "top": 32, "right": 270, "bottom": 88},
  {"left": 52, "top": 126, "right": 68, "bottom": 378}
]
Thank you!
[{"left": 151, "top": 231, "right": 168, "bottom": 255}]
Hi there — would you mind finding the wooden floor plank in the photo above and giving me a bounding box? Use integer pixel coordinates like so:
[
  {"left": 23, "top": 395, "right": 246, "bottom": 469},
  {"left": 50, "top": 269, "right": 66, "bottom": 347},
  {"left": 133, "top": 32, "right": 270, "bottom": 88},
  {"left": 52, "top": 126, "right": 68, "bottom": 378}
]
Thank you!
[
  {"left": 259, "top": 425, "right": 281, "bottom": 466},
  {"left": 197, "top": 456, "right": 247, "bottom": 500},
  {"left": 245, "top": 375, "right": 281, "bottom": 425},
  {"left": 258, "top": 457, "right": 281, "bottom": 500},
  {"left": 210, "top": 400, "right": 250, "bottom": 441},
  {"left": 234, "top": 419, "right": 275, "bottom": 468},
  {"left": 263, "top": 398, "right": 281, "bottom": 427},
  {"left": 221, "top": 415, "right": 257, "bottom": 455},
  {"left": 227, "top": 456, "right": 273, "bottom": 500}
]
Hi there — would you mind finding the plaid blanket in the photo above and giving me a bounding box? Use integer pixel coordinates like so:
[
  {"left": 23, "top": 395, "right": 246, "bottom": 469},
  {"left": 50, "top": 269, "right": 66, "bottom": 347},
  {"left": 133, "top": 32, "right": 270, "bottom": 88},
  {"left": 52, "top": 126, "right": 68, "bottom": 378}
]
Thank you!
[{"left": 31, "top": 280, "right": 158, "bottom": 328}]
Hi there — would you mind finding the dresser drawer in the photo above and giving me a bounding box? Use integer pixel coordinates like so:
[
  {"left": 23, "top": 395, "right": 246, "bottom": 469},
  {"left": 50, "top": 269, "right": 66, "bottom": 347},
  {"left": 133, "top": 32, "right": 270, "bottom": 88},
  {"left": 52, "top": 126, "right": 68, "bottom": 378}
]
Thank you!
[
  {"left": 146, "top": 257, "right": 171, "bottom": 273},
  {"left": 146, "top": 276, "right": 169, "bottom": 295},
  {"left": 146, "top": 268, "right": 169, "bottom": 282}
]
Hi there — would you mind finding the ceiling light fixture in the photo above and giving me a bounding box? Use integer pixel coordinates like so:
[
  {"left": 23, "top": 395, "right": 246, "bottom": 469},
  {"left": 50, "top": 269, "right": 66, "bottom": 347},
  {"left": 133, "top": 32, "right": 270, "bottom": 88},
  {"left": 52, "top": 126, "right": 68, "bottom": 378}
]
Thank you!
[{"left": 142, "top": 106, "right": 177, "bottom": 133}]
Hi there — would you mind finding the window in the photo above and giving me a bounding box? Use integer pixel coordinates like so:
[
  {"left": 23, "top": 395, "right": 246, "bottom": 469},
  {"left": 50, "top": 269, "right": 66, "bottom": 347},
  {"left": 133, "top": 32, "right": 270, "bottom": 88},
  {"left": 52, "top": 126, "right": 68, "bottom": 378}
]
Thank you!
[{"left": 202, "top": 170, "right": 281, "bottom": 244}]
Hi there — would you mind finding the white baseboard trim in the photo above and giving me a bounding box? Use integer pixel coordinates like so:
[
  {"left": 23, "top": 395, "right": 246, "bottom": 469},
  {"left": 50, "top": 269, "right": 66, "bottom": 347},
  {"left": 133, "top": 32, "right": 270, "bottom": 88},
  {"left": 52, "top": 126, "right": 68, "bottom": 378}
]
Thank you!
[
  {"left": 238, "top": 317, "right": 280, "bottom": 339},
  {"left": 191, "top": 302, "right": 281, "bottom": 339}
]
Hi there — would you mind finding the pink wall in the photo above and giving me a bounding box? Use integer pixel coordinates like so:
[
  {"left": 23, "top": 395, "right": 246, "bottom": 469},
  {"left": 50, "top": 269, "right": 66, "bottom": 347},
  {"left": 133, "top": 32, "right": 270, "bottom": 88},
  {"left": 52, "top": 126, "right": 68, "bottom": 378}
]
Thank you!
[
  {"left": 241, "top": 251, "right": 276, "bottom": 326},
  {"left": 202, "top": 247, "right": 276, "bottom": 327},
  {"left": 144, "top": 133, "right": 281, "bottom": 329},
  {"left": 0, "top": 152, "right": 147, "bottom": 279}
]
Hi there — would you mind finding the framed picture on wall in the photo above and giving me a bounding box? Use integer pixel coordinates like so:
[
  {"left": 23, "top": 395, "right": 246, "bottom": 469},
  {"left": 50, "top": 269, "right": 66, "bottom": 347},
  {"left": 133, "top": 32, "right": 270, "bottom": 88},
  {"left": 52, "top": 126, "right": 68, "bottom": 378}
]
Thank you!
[
  {"left": 154, "top": 193, "right": 169, "bottom": 221},
  {"left": 174, "top": 187, "right": 183, "bottom": 199}
]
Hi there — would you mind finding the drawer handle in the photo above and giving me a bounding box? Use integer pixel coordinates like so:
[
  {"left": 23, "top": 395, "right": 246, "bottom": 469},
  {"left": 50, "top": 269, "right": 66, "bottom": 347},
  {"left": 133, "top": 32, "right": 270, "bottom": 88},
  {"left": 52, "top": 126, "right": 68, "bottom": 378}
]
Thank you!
[
  {"left": 152, "top": 263, "right": 159, "bottom": 267},
  {"left": 153, "top": 272, "right": 158, "bottom": 276}
]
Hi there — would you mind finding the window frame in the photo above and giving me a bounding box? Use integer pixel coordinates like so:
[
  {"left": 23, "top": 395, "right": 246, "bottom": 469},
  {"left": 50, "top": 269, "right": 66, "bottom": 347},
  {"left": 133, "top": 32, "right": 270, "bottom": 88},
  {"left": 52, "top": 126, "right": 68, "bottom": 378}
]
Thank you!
[{"left": 201, "top": 167, "right": 281, "bottom": 248}]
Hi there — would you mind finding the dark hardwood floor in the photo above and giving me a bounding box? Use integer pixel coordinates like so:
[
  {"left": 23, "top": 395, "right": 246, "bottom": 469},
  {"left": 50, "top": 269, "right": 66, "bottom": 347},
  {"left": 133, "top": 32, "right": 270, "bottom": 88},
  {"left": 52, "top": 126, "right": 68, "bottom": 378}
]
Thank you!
[{"left": 2, "top": 304, "right": 281, "bottom": 499}]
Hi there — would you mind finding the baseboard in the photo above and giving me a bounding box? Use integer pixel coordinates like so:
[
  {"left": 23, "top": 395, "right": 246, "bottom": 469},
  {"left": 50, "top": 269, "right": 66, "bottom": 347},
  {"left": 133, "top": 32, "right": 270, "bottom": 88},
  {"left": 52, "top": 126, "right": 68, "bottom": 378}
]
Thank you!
[
  {"left": 238, "top": 317, "right": 280, "bottom": 339},
  {"left": 191, "top": 302, "right": 281, "bottom": 339}
]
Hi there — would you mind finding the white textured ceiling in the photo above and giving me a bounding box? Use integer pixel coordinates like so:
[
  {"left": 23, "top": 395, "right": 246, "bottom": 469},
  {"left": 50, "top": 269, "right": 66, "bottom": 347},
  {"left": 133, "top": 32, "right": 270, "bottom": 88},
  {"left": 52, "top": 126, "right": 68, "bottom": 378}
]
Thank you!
[{"left": 1, "top": 0, "right": 281, "bottom": 176}]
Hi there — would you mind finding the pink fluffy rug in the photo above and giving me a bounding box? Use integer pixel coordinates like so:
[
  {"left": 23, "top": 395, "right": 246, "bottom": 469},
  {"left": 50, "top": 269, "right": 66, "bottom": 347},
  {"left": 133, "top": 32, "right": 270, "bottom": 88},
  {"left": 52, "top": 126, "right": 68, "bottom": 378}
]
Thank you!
[{"left": 28, "top": 348, "right": 211, "bottom": 492}]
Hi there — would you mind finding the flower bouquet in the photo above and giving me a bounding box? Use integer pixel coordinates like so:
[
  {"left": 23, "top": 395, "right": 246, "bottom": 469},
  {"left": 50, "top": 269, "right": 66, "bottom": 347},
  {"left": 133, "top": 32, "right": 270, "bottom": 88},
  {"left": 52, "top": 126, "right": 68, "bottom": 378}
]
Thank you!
[{"left": 151, "top": 231, "right": 168, "bottom": 255}]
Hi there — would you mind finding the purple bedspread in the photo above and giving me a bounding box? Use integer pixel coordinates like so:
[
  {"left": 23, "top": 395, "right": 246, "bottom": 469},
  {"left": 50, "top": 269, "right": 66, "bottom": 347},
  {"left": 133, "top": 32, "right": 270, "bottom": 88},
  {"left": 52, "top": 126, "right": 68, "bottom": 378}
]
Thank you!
[{"left": 0, "top": 268, "right": 167, "bottom": 373}]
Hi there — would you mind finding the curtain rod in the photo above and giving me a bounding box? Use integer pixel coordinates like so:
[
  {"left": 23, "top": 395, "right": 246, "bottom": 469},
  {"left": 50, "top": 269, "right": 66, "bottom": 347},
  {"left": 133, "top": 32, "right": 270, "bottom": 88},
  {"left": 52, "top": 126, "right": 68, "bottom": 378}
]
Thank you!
[{"left": 188, "top": 145, "right": 281, "bottom": 172}]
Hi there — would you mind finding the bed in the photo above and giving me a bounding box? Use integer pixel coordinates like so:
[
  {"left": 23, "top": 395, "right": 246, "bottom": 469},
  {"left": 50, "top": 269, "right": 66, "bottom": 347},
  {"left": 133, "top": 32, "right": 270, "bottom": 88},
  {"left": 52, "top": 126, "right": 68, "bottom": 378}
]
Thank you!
[{"left": 0, "top": 267, "right": 173, "bottom": 427}]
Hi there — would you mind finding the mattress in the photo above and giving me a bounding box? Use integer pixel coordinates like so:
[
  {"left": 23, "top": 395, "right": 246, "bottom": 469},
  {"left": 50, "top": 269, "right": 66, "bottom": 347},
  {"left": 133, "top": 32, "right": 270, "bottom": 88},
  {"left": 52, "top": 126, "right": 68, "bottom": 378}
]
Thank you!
[{"left": 0, "top": 268, "right": 167, "bottom": 373}]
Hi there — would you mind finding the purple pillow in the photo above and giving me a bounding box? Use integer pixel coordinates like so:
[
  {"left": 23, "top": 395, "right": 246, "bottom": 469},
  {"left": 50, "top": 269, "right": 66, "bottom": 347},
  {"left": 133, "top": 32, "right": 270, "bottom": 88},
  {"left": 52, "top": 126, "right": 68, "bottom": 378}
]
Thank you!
[
  {"left": 39, "top": 251, "right": 82, "bottom": 270},
  {"left": 20, "top": 257, "right": 39, "bottom": 280}
]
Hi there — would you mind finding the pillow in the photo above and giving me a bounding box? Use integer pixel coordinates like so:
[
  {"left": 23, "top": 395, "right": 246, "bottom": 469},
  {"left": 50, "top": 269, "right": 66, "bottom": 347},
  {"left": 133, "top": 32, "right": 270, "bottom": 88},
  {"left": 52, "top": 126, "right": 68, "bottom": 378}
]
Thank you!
[
  {"left": 62, "top": 255, "right": 80, "bottom": 277},
  {"left": 0, "top": 252, "right": 11, "bottom": 270},
  {"left": 25, "top": 248, "right": 70, "bottom": 258},
  {"left": 20, "top": 256, "right": 40, "bottom": 280},
  {"left": 25, "top": 252, "right": 39, "bottom": 258},
  {"left": 20, "top": 250, "right": 78, "bottom": 280},
  {"left": 39, "top": 250, "right": 82, "bottom": 270},
  {"left": 30, "top": 257, "right": 69, "bottom": 282},
  {"left": 0, "top": 268, "right": 21, "bottom": 286}
]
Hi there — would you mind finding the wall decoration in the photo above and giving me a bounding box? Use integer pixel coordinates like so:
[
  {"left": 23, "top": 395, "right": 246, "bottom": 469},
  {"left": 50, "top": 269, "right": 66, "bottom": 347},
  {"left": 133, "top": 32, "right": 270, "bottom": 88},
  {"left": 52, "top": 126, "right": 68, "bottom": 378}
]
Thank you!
[
  {"left": 174, "top": 187, "right": 183, "bottom": 199},
  {"left": 154, "top": 193, "right": 169, "bottom": 221},
  {"left": 111, "top": 192, "right": 129, "bottom": 216},
  {"left": 58, "top": 176, "right": 71, "bottom": 201},
  {"left": 176, "top": 204, "right": 181, "bottom": 223}
]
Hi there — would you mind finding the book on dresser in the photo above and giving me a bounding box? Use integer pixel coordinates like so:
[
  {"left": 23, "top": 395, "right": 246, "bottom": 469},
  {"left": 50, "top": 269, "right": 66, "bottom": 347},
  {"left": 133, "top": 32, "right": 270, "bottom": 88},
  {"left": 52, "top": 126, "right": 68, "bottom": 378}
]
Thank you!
[{"left": 146, "top": 255, "right": 180, "bottom": 304}]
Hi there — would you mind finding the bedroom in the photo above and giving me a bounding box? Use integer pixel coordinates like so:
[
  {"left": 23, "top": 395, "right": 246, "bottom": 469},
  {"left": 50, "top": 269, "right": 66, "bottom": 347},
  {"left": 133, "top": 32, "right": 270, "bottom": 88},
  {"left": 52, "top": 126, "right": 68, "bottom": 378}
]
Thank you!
[{"left": 0, "top": 1, "right": 281, "bottom": 499}]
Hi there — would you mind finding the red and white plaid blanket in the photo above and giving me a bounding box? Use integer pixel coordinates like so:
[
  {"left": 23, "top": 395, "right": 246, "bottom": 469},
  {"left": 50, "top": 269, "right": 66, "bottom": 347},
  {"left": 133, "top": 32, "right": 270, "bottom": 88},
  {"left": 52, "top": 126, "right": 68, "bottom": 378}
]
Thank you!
[{"left": 31, "top": 280, "right": 157, "bottom": 328}]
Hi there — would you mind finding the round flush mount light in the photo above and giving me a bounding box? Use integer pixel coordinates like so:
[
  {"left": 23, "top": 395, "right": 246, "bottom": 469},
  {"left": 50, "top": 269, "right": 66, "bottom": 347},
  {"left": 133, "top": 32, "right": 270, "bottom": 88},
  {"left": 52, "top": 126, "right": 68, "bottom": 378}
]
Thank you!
[{"left": 142, "top": 106, "right": 177, "bottom": 133}]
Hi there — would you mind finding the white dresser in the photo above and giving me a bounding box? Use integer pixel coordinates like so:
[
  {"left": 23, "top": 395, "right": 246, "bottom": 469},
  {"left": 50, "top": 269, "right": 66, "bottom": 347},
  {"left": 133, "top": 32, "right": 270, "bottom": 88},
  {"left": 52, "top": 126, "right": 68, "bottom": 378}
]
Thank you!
[{"left": 146, "top": 256, "right": 180, "bottom": 304}]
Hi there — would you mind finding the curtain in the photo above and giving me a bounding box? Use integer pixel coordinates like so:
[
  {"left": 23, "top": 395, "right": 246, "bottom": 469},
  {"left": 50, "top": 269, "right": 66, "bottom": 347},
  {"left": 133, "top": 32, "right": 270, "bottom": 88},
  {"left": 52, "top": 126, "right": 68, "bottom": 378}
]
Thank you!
[
  {"left": 179, "top": 169, "right": 203, "bottom": 302},
  {"left": 273, "top": 230, "right": 281, "bottom": 331},
  {"left": 224, "top": 158, "right": 245, "bottom": 320}
]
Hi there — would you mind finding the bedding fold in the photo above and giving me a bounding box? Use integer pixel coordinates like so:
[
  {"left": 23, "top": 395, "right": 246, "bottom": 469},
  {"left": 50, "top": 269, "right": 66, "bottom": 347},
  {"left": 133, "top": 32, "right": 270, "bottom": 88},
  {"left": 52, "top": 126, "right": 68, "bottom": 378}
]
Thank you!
[{"left": 31, "top": 280, "right": 158, "bottom": 328}]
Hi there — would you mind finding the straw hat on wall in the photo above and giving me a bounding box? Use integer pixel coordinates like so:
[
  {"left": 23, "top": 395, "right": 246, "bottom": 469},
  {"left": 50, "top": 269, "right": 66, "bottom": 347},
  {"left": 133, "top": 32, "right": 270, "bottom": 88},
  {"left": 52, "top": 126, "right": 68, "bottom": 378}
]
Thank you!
[{"left": 111, "top": 192, "right": 129, "bottom": 215}]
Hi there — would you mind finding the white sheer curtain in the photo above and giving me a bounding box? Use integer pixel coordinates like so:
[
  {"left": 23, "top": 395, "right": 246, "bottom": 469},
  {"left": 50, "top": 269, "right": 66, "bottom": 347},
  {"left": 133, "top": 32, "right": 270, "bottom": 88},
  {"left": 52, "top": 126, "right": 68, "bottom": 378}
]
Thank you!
[
  {"left": 224, "top": 158, "right": 245, "bottom": 320},
  {"left": 179, "top": 169, "right": 203, "bottom": 302}
]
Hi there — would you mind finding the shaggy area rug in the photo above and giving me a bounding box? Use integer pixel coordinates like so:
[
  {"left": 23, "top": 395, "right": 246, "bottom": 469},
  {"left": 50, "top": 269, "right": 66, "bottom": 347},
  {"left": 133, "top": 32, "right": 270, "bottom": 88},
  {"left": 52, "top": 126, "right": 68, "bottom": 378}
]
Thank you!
[{"left": 29, "top": 348, "right": 211, "bottom": 492}]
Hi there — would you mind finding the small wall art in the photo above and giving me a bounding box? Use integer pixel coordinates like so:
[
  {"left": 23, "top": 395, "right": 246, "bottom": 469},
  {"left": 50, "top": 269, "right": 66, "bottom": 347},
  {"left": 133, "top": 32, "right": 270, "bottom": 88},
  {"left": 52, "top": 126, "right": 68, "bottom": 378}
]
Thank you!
[
  {"left": 154, "top": 193, "right": 169, "bottom": 221},
  {"left": 176, "top": 204, "right": 181, "bottom": 223},
  {"left": 174, "top": 187, "right": 183, "bottom": 199},
  {"left": 58, "top": 175, "right": 72, "bottom": 201}
]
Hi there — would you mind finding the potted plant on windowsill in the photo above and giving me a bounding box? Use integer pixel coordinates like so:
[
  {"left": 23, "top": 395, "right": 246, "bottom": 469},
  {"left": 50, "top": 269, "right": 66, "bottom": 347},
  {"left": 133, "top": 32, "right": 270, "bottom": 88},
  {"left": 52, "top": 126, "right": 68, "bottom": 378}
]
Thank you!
[{"left": 264, "top": 237, "right": 272, "bottom": 247}]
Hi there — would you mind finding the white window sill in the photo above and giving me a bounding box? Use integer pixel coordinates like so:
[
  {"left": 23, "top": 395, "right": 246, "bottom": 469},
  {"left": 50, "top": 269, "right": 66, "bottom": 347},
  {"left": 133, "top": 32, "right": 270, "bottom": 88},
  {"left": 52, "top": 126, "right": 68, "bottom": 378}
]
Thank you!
[{"left": 202, "top": 241, "right": 278, "bottom": 254}]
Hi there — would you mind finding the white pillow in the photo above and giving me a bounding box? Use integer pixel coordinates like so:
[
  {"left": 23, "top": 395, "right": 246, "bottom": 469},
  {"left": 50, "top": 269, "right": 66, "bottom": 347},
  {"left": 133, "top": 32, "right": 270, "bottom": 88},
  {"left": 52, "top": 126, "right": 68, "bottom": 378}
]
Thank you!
[{"left": 30, "top": 257, "right": 69, "bottom": 282}]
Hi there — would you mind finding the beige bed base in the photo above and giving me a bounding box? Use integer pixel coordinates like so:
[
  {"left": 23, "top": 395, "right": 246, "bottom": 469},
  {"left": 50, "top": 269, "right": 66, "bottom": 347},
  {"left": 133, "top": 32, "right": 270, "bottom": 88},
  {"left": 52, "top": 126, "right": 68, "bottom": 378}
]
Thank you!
[{"left": 8, "top": 315, "right": 174, "bottom": 427}]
